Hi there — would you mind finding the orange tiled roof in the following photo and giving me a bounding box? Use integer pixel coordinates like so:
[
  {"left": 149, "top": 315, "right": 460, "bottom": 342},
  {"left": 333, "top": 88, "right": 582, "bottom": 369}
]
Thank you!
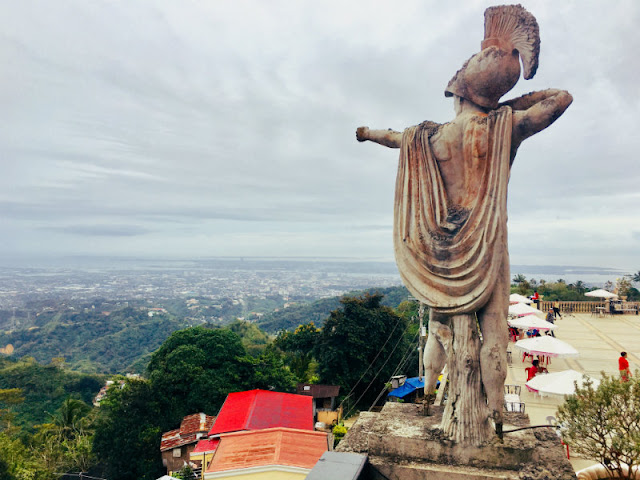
[{"left": 206, "top": 427, "right": 327, "bottom": 473}]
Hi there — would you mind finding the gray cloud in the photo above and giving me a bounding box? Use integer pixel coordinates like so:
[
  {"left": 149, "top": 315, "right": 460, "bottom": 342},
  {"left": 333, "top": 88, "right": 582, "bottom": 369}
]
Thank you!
[
  {"left": 0, "top": 0, "right": 639, "bottom": 268},
  {"left": 43, "top": 225, "right": 152, "bottom": 237}
]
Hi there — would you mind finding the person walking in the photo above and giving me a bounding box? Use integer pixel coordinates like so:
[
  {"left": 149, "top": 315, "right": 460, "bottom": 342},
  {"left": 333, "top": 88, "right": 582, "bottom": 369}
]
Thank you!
[
  {"left": 619, "top": 352, "right": 632, "bottom": 382},
  {"left": 552, "top": 299, "right": 562, "bottom": 319},
  {"left": 545, "top": 308, "right": 556, "bottom": 337}
]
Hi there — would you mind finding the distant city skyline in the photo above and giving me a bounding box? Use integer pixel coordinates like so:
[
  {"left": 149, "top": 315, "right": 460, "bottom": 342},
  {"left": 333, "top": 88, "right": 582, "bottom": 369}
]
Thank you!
[
  {"left": 1, "top": 1, "right": 639, "bottom": 270},
  {"left": 0, "top": 257, "right": 630, "bottom": 314}
]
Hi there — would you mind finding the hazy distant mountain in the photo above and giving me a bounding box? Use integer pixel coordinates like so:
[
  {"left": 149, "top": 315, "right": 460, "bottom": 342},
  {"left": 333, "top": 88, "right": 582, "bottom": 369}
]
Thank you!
[{"left": 256, "top": 285, "right": 410, "bottom": 333}]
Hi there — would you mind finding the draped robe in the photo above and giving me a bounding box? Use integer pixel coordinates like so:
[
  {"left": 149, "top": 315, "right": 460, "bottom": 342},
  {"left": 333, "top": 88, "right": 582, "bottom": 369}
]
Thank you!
[{"left": 393, "top": 106, "right": 512, "bottom": 314}]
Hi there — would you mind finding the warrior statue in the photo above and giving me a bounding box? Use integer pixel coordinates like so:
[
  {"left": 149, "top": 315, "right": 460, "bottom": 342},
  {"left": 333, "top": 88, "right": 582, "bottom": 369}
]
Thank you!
[{"left": 356, "top": 5, "right": 572, "bottom": 444}]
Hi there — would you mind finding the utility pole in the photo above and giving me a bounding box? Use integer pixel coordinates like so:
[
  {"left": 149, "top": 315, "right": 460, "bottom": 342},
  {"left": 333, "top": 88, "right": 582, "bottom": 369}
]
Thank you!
[{"left": 418, "top": 303, "right": 425, "bottom": 380}]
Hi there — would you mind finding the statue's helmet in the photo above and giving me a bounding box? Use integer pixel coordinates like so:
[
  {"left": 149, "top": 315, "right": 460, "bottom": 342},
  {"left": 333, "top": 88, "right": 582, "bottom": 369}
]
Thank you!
[
  {"left": 445, "top": 5, "right": 540, "bottom": 110},
  {"left": 444, "top": 46, "right": 521, "bottom": 109}
]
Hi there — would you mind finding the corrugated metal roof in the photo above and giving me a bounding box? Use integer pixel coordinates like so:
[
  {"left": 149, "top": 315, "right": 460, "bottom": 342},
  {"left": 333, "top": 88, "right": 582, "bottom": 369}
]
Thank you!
[
  {"left": 160, "top": 413, "right": 215, "bottom": 452},
  {"left": 306, "top": 451, "right": 368, "bottom": 480},
  {"left": 160, "top": 432, "right": 199, "bottom": 452},
  {"left": 296, "top": 384, "right": 340, "bottom": 398},
  {"left": 208, "top": 389, "right": 313, "bottom": 436},
  {"left": 206, "top": 427, "right": 328, "bottom": 473},
  {"left": 180, "top": 413, "right": 215, "bottom": 436},
  {"left": 192, "top": 438, "right": 220, "bottom": 454}
]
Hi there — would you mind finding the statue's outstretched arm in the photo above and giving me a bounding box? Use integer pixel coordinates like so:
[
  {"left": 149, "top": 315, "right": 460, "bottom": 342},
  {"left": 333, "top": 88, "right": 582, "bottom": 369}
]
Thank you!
[
  {"left": 356, "top": 126, "right": 402, "bottom": 149},
  {"left": 509, "top": 89, "right": 573, "bottom": 146}
]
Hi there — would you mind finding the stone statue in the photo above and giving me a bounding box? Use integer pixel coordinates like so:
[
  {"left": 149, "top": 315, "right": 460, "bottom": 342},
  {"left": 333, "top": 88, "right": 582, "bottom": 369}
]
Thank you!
[{"left": 356, "top": 5, "right": 572, "bottom": 444}]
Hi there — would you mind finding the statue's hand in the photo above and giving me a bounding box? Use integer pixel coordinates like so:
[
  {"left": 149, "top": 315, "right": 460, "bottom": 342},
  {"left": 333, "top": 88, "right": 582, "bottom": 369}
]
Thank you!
[{"left": 356, "top": 126, "right": 370, "bottom": 142}]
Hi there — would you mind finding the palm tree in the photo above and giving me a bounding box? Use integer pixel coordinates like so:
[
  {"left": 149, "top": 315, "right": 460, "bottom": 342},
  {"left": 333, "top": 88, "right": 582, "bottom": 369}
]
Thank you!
[
  {"left": 574, "top": 280, "right": 586, "bottom": 293},
  {"left": 512, "top": 274, "right": 527, "bottom": 285},
  {"left": 47, "top": 398, "right": 91, "bottom": 440},
  {"left": 633, "top": 271, "right": 640, "bottom": 283}
]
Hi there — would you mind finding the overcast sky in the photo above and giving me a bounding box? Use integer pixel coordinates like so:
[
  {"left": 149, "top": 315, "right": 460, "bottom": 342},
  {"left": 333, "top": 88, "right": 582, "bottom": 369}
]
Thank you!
[{"left": 1, "top": 0, "right": 639, "bottom": 270}]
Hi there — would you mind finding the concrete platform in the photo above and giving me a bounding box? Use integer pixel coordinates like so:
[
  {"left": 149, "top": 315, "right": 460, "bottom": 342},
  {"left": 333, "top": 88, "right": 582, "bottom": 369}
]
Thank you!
[
  {"left": 506, "top": 312, "right": 640, "bottom": 470},
  {"left": 337, "top": 402, "right": 575, "bottom": 479},
  {"left": 338, "top": 313, "right": 640, "bottom": 477}
]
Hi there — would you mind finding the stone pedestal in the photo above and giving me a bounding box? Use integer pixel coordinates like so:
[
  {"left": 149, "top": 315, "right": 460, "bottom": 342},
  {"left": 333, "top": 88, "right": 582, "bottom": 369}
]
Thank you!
[{"left": 336, "top": 403, "right": 575, "bottom": 480}]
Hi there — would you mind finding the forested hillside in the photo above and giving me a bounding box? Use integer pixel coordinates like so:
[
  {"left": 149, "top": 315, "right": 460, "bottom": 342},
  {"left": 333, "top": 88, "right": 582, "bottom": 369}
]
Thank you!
[
  {"left": 0, "top": 307, "right": 190, "bottom": 374},
  {"left": 0, "top": 286, "right": 410, "bottom": 375},
  {"left": 257, "top": 285, "right": 410, "bottom": 333},
  {"left": 0, "top": 356, "right": 103, "bottom": 429}
]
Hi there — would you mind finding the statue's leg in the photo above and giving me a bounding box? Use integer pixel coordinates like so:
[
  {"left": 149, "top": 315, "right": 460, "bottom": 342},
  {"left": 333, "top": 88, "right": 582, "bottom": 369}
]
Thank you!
[
  {"left": 423, "top": 311, "right": 448, "bottom": 397},
  {"left": 477, "top": 252, "right": 510, "bottom": 431}
]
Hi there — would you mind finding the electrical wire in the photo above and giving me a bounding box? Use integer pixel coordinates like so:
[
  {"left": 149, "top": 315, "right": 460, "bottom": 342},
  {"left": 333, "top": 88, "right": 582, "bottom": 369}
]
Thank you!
[
  {"left": 342, "top": 323, "right": 418, "bottom": 419},
  {"left": 366, "top": 329, "right": 421, "bottom": 412},
  {"left": 337, "top": 311, "right": 407, "bottom": 410}
]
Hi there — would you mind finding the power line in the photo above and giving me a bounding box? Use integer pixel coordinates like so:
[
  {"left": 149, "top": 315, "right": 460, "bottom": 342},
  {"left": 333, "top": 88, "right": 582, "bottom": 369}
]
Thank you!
[
  {"left": 367, "top": 329, "right": 421, "bottom": 412},
  {"left": 343, "top": 323, "right": 417, "bottom": 419},
  {"left": 54, "top": 474, "right": 107, "bottom": 480},
  {"left": 337, "top": 312, "right": 407, "bottom": 410}
]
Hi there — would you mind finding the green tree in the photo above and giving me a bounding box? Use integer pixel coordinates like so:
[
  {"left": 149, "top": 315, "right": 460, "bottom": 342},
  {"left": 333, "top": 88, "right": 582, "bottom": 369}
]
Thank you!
[
  {"left": 33, "top": 397, "right": 96, "bottom": 476},
  {"left": 0, "top": 388, "right": 24, "bottom": 431},
  {"left": 147, "top": 327, "right": 250, "bottom": 424},
  {"left": 93, "top": 379, "right": 166, "bottom": 480},
  {"left": 617, "top": 277, "right": 634, "bottom": 299},
  {"left": 48, "top": 397, "right": 92, "bottom": 440},
  {"left": 633, "top": 271, "right": 640, "bottom": 283},
  {"left": 0, "top": 454, "right": 15, "bottom": 480},
  {"left": 175, "top": 464, "right": 197, "bottom": 480},
  {"left": 245, "top": 344, "right": 297, "bottom": 392},
  {"left": 512, "top": 273, "right": 527, "bottom": 285},
  {"left": 395, "top": 300, "right": 420, "bottom": 323},
  {"left": 275, "top": 322, "right": 320, "bottom": 382},
  {"left": 315, "top": 293, "right": 410, "bottom": 412},
  {"left": 0, "top": 431, "right": 52, "bottom": 480},
  {"left": 573, "top": 280, "right": 586, "bottom": 294},
  {"left": 511, "top": 274, "right": 531, "bottom": 295},
  {"left": 0, "top": 356, "right": 103, "bottom": 430},
  {"left": 226, "top": 319, "right": 270, "bottom": 356},
  {"left": 557, "top": 371, "right": 640, "bottom": 480}
]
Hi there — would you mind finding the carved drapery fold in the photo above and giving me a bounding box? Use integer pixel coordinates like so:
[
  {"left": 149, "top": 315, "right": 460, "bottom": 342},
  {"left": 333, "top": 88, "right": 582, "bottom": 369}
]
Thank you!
[{"left": 393, "top": 107, "right": 512, "bottom": 314}]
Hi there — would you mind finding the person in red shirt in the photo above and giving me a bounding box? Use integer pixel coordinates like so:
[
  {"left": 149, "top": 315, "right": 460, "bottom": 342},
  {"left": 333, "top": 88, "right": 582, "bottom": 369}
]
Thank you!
[
  {"left": 619, "top": 352, "right": 631, "bottom": 382},
  {"left": 531, "top": 291, "right": 540, "bottom": 309},
  {"left": 525, "top": 359, "right": 547, "bottom": 381}
]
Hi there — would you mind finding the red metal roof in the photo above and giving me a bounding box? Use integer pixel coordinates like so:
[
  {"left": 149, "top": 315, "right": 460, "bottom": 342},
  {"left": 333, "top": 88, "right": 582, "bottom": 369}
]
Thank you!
[
  {"left": 208, "top": 389, "right": 313, "bottom": 436},
  {"left": 192, "top": 438, "right": 220, "bottom": 454},
  {"left": 206, "top": 427, "right": 328, "bottom": 473}
]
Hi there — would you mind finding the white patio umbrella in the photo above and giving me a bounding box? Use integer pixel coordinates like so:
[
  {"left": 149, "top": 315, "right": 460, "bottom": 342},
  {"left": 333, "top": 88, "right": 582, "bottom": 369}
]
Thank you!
[
  {"left": 508, "top": 316, "right": 557, "bottom": 331},
  {"left": 525, "top": 369, "right": 599, "bottom": 397},
  {"left": 585, "top": 289, "right": 618, "bottom": 299},
  {"left": 508, "top": 302, "right": 544, "bottom": 317},
  {"left": 514, "top": 336, "right": 579, "bottom": 358},
  {"left": 509, "top": 293, "right": 532, "bottom": 304}
]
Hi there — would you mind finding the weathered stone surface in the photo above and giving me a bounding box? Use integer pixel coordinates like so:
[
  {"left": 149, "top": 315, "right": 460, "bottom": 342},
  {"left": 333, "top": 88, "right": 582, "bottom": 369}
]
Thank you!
[
  {"left": 356, "top": 3, "right": 573, "bottom": 445},
  {"left": 337, "top": 403, "right": 576, "bottom": 480}
]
